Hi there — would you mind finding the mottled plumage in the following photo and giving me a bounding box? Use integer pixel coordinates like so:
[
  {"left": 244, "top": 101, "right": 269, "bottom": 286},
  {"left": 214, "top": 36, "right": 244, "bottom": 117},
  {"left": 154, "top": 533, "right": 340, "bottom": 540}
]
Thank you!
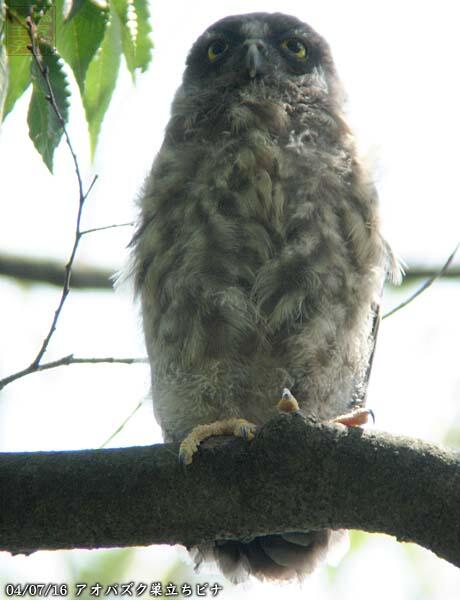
[{"left": 131, "top": 12, "right": 396, "bottom": 582}]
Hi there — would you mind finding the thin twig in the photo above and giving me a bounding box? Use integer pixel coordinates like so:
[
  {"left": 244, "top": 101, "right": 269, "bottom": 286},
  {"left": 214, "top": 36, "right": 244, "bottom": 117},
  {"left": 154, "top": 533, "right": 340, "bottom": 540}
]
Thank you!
[
  {"left": 26, "top": 15, "right": 92, "bottom": 368},
  {"left": 0, "top": 355, "right": 148, "bottom": 391},
  {"left": 383, "top": 241, "right": 460, "bottom": 320},
  {"left": 0, "top": 19, "right": 99, "bottom": 391},
  {"left": 80, "top": 221, "right": 134, "bottom": 236},
  {"left": 100, "top": 398, "right": 147, "bottom": 448},
  {"left": 30, "top": 175, "right": 96, "bottom": 368}
]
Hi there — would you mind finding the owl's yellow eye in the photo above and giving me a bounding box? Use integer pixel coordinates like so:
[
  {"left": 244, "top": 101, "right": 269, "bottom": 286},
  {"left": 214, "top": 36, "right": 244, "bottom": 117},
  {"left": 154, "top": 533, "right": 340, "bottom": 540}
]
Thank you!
[
  {"left": 207, "top": 39, "right": 228, "bottom": 62},
  {"left": 281, "top": 38, "right": 307, "bottom": 59}
]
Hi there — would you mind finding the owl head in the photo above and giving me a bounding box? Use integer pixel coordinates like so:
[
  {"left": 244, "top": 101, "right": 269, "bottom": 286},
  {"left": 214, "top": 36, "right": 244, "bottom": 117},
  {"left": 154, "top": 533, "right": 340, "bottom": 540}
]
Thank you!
[
  {"left": 166, "top": 13, "right": 345, "bottom": 142},
  {"left": 182, "top": 13, "right": 341, "bottom": 99}
]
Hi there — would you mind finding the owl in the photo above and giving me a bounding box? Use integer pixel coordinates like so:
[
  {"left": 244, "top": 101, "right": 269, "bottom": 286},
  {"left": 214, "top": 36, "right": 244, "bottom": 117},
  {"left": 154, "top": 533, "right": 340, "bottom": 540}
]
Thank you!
[{"left": 131, "top": 12, "right": 398, "bottom": 583}]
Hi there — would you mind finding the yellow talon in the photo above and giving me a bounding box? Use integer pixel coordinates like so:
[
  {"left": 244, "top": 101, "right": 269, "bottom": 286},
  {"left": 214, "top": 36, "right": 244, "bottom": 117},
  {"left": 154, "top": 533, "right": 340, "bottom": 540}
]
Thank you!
[
  {"left": 330, "top": 407, "right": 375, "bottom": 427},
  {"left": 179, "top": 417, "right": 257, "bottom": 465}
]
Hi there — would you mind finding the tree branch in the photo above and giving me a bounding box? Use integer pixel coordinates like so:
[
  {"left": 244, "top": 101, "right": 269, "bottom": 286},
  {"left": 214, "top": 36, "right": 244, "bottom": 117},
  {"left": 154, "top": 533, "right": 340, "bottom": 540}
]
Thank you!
[
  {"left": 1, "top": 414, "right": 459, "bottom": 568},
  {"left": 18, "top": 19, "right": 98, "bottom": 370},
  {"left": 2, "top": 253, "right": 459, "bottom": 290},
  {"left": 383, "top": 241, "right": 460, "bottom": 319},
  {"left": 0, "top": 254, "right": 113, "bottom": 289},
  {"left": 0, "top": 354, "right": 147, "bottom": 390}
]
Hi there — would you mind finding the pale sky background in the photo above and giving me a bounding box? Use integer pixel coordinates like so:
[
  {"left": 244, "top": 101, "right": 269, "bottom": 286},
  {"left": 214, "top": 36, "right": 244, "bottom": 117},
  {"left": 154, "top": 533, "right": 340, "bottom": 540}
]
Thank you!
[{"left": 0, "top": 0, "right": 460, "bottom": 597}]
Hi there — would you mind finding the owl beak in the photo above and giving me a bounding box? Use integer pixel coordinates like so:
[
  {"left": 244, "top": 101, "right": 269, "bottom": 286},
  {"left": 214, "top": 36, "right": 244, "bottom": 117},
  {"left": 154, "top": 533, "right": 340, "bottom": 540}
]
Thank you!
[{"left": 244, "top": 41, "right": 265, "bottom": 79}]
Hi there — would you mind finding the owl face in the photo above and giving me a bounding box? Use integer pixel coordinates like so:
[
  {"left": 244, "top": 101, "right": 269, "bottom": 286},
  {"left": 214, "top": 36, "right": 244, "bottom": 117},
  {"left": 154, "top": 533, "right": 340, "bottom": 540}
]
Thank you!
[{"left": 183, "top": 12, "right": 336, "bottom": 92}]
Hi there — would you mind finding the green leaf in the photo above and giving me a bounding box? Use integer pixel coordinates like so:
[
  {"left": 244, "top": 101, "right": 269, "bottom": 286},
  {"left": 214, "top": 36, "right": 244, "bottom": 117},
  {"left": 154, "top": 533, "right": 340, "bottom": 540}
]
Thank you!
[
  {"left": 2, "top": 0, "right": 57, "bottom": 122},
  {"left": 65, "top": 0, "right": 106, "bottom": 21},
  {"left": 82, "top": 7, "right": 121, "bottom": 156},
  {"left": 132, "top": 0, "right": 153, "bottom": 73},
  {"left": 0, "top": 56, "right": 6, "bottom": 122},
  {"left": 4, "top": 0, "right": 55, "bottom": 57},
  {"left": 0, "top": 0, "right": 7, "bottom": 121},
  {"left": 2, "top": 55, "right": 32, "bottom": 120},
  {"left": 111, "top": 0, "right": 152, "bottom": 78},
  {"left": 65, "top": 0, "right": 86, "bottom": 21},
  {"left": 55, "top": 0, "right": 109, "bottom": 95},
  {"left": 111, "top": 0, "right": 135, "bottom": 78},
  {"left": 6, "top": 0, "right": 52, "bottom": 21},
  {"left": 27, "top": 42, "right": 70, "bottom": 171}
]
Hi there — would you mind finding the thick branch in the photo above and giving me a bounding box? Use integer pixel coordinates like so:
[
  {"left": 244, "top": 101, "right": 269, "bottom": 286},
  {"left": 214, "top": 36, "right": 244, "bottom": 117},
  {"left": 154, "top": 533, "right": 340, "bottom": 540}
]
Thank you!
[
  {"left": 1, "top": 253, "right": 459, "bottom": 289},
  {"left": 1, "top": 414, "right": 459, "bottom": 567},
  {"left": 0, "top": 254, "right": 112, "bottom": 289}
]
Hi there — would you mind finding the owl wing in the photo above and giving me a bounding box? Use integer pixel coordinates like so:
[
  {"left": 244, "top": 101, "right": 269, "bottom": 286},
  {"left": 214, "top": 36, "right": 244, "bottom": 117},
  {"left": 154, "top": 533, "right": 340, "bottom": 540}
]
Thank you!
[
  {"left": 353, "top": 234, "right": 403, "bottom": 409},
  {"left": 354, "top": 301, "right": 381, "bottom": 408}
]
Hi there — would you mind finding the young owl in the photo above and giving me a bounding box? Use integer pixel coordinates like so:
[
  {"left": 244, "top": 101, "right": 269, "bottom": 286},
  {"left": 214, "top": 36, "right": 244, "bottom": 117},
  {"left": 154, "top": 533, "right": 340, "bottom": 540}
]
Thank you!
[{"left": 131, "top": 12, "right": 397, "bottom": 583}]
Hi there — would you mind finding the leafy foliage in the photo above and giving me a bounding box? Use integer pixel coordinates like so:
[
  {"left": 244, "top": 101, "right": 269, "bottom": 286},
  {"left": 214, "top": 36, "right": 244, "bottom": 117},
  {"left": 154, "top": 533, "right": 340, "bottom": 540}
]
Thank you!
[
  {"left": 132, "top": 0, "right": 152, "bottom": 73},
  {"left": 1, "top": 0, "right": 153, "bottom": 170},
  {"left": 3, "top": 55, "right": 31, "bottom": 118},
  {"left": 55, "top": 0, "right": 109, "bottom": 95},
  {"left": 0, "top": 0, "right": 8, "bottom": 120},
  {"left": 83, "top": 1, "right": 121, "bottom": 155},
  {"left": 27, "top": 41, "right": 70, "bottom": 171}
]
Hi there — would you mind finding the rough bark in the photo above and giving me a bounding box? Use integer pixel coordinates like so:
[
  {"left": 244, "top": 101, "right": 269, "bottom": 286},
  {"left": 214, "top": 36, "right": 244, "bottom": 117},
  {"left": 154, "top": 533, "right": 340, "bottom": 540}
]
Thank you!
[{"left": 0, "top": 414, "right": 459, "bottom": 567}]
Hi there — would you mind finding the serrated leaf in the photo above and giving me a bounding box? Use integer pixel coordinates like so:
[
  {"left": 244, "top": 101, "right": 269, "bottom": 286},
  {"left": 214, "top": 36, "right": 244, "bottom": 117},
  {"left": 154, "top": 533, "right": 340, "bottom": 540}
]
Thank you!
[
  {"left": 111, "top": 0, "right": 152, "bottom": 78},
  {"left": 83, "top": 8, "right": 121, "bottom": 156},
  {"left": 132, "top": 0, "right": 153, "bottom": 73},
  {"left": 27, "top": 43, "right": 70, "bottom": 171},
  {"left": 2, "top": 55, "right": 32, "bottom": 120},
  {"left": 55, "top": 0, "right": 108, "bottom": 95},
  {"left": 4, "top": 0, "right": 54, "bottom": 58},
  {"left": 111, "top": 0, "right": 136, "bottom": 79}
]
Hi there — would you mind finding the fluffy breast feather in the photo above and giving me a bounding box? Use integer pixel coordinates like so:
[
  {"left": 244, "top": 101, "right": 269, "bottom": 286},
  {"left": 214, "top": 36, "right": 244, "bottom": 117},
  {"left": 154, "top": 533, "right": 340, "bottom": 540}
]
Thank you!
[{"left": 132, "top": 86, "right": 386, "bottom": 439}]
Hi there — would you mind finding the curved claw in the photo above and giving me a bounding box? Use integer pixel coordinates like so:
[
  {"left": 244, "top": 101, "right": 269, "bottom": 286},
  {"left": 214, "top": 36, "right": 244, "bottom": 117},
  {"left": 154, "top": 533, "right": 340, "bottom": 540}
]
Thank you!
[
  {"left": 277, "top": 388, "right": 300, "bottom": 413},
  {"left": 235, "top": 422, "right": 257, "bottom": 441},
  {"left": 179, "top": 441, "right": 197, "bottom": 466}
]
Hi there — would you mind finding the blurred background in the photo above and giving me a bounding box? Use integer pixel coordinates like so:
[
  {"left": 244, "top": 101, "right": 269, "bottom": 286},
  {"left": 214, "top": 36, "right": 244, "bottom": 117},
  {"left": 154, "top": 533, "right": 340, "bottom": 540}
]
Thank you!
[{"left": 1, "top": 0, "right": 460, "bottom": 597}]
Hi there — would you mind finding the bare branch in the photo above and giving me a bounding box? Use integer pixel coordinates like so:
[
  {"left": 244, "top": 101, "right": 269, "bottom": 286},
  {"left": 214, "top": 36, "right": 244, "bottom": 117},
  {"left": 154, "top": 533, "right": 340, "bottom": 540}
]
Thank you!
[
  {"left": 0, "top": 254, "right": 113, "bottom": 289},
  {"left": 383, "top": 241, "right": 460, "bottom": 320},
  {"left": 401, "top": 265, "right": 460, "bottom": 281},
  {"left": 100, "top": 399, "right": 147, "bottom": 448},
  {"left": 0, "top": 415, "right": 459, "bottom": 568},
  {"left": 30, "top": 176, "right": 97, "bottom": 369},
  {"left": 0, "top": 355, "right": 148, "bottom": 391},
  {"left": 26, "top": 17, "right": 98, "bottom": 369},
  {"left": 80, "top": 222, "right": 134, "bottom": 236}
]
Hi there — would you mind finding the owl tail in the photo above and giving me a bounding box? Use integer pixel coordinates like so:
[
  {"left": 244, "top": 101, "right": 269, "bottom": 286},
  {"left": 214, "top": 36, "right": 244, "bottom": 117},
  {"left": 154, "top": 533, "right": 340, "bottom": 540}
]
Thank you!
[{"left": 192, "top": 529, "right": 347, "bottom": 583}]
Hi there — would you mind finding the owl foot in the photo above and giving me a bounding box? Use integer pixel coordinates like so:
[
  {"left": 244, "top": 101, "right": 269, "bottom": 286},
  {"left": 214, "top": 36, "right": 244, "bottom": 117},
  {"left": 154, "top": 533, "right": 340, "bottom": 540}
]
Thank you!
[
  {"left": 277, "top": 388, "right": 299, "bottom": 413},
  {"left": 329, "top": 408, "right": 375, "bottom": 428},
  {"left": 178, "top": 418, "right": 257, "bottom": 465}
]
